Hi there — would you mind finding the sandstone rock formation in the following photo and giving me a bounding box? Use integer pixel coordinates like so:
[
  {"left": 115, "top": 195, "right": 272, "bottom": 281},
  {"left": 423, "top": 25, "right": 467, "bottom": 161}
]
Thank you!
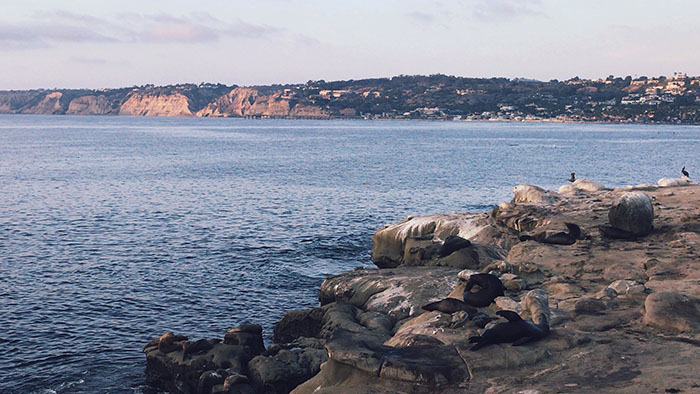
[
  {"left": 66, "top": 95, "right": 113, "bottom": 115},
  {"left": 145, "top": 181, "right": 700, "bottom": 394},
  {"left": 120, "top": 92, "right": 193, "bottom": 116}
]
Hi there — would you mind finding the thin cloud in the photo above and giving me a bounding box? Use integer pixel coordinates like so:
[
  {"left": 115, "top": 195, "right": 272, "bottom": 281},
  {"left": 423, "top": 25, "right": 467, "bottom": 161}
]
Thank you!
[
  {"left": 471, "top": 0, "right": 544, "bottom": 21},
  {"left": 0, "top": 11, "right": 280, "bottom": 50}
]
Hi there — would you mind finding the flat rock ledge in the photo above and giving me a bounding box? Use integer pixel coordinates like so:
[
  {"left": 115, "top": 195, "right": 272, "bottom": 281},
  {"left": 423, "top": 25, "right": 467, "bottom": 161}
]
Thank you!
[{"left": 145, "top": 180, "right": 700, "bottom": 394}]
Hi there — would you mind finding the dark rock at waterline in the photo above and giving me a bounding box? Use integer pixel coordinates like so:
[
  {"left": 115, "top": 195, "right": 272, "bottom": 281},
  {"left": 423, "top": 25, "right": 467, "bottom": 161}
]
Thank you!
[
  {"left": 273, "top": 307, "right": 325, "bottom": 344},
  {"left": 224, "top": 324, "right": 265, "bottom": 356}
]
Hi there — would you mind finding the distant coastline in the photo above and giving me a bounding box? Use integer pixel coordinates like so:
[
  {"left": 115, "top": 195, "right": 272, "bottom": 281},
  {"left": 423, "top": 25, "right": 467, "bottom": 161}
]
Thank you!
[{"left": 3, "top": 73, "right": 700, "bottom": 124}]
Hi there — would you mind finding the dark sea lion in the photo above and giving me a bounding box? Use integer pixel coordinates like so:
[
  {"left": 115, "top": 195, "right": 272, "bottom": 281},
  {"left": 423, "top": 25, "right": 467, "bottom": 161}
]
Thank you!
[
  {"left": 463, "top": 273, "right": 505, "bottom": 307},
  {"left": 568, "top": 172, "right": 576, "bottom": 182},
  {"left": 538, "top": 223, "right": 583, "bottom": 245},
  {"left": 422, "top": 297, "right": 477, "bottom": 317},
  {"left": 598, "top": 225, "right": 637, "bottom": 240},
  {"left": 470, "top": 312, "right": 497, "bottom": 329},
  {"left": 439, "top": 235, "right": 472, "bottom": 257},
  {"left": 682, "top": 166, "right": 689, "bottom": 178},
  {"left": 182, "top": 338, "right": 221, "bottom": 359},
  {"left": 565, "top": 222, "right": 582, "bottom": 239},
  {"left": 468, "top": 310, "right": 550, "bottom": 351},
  {"left": 157, "top": 332, "right": 188, "bottom": 353}
]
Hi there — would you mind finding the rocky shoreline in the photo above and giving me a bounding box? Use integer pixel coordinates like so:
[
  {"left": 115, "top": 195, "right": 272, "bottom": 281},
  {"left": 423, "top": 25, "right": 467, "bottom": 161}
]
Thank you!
[{"left": 143, "top": 177, "right": 700, "bottom": 394}]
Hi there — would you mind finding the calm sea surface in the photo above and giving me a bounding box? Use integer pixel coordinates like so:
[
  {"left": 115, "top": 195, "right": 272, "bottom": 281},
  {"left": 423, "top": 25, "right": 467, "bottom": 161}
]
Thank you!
[{"left": 1, "top": 115, "right": 699, "bottom": 393}]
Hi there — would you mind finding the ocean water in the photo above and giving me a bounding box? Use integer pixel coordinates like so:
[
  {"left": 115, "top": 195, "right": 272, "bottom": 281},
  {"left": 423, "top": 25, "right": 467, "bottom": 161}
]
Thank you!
[{"left": 1, "top": 115, "right": 698, "bottom": 393}]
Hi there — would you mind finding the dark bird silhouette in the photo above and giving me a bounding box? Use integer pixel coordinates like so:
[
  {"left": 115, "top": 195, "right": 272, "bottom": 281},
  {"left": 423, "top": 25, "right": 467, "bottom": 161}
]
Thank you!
[
  {"left": 682, "top": 166, "right": 689, "bottom": 178},
  {"left": 568, "top": 172, "right": 576, "bottom": 182}
]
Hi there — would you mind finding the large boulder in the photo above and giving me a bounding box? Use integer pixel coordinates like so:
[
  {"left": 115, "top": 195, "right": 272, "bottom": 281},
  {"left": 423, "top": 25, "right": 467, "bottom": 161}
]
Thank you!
[
  {"left": 512, "top": 184, "right": 560, "bottom": 204},
  {"left": 608, "top": 191, "right": 654, "bottom": 236},
  {"left": 247, "top": 347, "right": 328, "bottom": 394},
  {"left": 371, "top": 213, "right": 510, "bottom": 268},
  {"left": 643, "top": 292, "right": 700, "bottom": 333},
  {"left": 571, "top": 178, "right": 607, "bottom": 193},
  {"left": 319, "top": 267, "right": 461, "bottom": 321},
  {"left": 658, "top": 177, "right": 693, "bottom": 187}
]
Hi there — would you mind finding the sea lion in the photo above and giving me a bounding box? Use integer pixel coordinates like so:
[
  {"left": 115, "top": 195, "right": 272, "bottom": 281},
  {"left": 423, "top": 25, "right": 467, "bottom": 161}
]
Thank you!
[
  {"left": 598, "top": 225, "right": 637, "bottom": 240},
  {"left": 468, "top": 310, "right": 550, "bottom": 351},
  {"left": 157, "top": 332, "right": 188, "bottom": 353},
  {"left": 522, "top": 222, "right": 582, "bottom": 245},
  {"left": 422, "top": 297, "right": 477, "bottom": 316},
  {"left": 682, "top": 166, "right": 689, "bottom": 178},
  {"left": 568, "top": 172, "right": 576, "bottom": 182},
  {"left": 471, "top": 312, "right": 497, "bottom": 328},
  {"left": 439, "top": 235, "right": 472, "bottom": 257},
  {"left": 463, "top": 273, "right": 505, "bottom": 307},
  {"left": 182, "top": 338, "right": 221, "bottom": 359}
]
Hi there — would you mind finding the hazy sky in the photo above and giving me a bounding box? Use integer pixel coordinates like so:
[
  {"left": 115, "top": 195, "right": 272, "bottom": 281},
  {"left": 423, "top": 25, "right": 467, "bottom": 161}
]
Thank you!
[{"left": 1, "top": 0, "right": 698, "bottom": 89}]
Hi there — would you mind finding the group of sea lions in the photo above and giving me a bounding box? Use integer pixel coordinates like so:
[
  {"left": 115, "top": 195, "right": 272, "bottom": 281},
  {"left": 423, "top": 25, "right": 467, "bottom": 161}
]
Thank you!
[
  {"left": 421, "top": 273, "right": 549, "bottom": 351},
  {"left": 145, "top": 332, "right": 220, "bottom": 359}
]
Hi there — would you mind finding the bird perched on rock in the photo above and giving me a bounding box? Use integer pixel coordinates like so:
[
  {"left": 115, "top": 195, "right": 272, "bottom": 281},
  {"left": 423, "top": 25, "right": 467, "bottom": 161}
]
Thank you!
[
  {"left": 682, "top": 166, "right": 689, "bottom": 178},
  {"left": 568, "top": 172, "right": 576, "bottom": 182}
]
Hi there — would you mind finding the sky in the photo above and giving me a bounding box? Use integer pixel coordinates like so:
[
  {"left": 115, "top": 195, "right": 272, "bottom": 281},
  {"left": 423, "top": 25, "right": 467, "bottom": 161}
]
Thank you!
[{"left": 1, "top": 0, "right": 699, "bottom": 89}]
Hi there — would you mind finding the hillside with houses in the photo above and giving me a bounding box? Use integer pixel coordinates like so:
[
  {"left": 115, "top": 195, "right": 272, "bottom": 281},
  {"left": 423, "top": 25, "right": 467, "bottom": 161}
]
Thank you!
[{"left": 2, "top": 73, "right": 700, "bottom": 124}]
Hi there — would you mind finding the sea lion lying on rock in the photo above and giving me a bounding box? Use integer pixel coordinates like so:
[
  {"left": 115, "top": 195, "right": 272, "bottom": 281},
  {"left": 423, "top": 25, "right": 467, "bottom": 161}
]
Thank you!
[
  {"left": 468, "top": 309, "right": 550, "bottom": 351},
  {"left": 519, "top": 223, "right": 583, "bottom": 245},
  {"left": 422, "top": 298, "right": 477, "bottom": 316},
  {"left": 182, "top": 338, "right": 221, "bottom": 359}
]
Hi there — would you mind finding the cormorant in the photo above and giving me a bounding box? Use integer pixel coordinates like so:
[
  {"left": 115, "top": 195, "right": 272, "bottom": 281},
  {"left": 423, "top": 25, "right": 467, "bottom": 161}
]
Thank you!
[{"left": 682, "top": 166, "right": 689, "bottom": 178}]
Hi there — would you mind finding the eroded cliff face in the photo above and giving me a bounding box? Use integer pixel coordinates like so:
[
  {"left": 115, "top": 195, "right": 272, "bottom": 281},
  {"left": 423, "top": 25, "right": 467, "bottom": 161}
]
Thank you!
[
  {"left": 66, "top": 95, "right": 113, "bottom": 115},
  {"left": 1, "top": 86, "right": 330, "bottom": 118},
  {"left": 20, "top": 92, "right": 68, "bottom": 115},
  {"left": 119, "top": 92, "right": 193, "bottom": 117},
  {"left": 196, "top": 87, "right": 258, "bottom": 117},
  {"left": 196, "top": 88, "right": 329, "bottom": 118}
]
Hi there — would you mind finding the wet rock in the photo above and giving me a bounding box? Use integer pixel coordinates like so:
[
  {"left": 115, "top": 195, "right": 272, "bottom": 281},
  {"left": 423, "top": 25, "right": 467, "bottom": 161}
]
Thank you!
[
  {"left": 198, "top": 370, "right": 227, "bottom": 394},
  {"left": 247, "top": 347, "right": 328, "bottom": 394},
  {"left": 644, "top": 292, "right": 700, "bottom": 333},
  {"left": 274, "top": 307, "right": 325, "bottom": 343},
  {"left": 608, "top": 191, "right": 654, "bottom": 236},
  {"left": 144, "top": 340, "right": 255, "bottom": 394},
  {"left": 224, "top": 324, "right": 264, "bottom": 356}
]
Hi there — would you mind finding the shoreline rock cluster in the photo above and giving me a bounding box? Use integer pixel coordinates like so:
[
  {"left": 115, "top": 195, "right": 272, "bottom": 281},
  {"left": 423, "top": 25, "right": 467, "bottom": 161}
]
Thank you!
[{"left": 144, "top": 176, "right": 700, "bottom": 393}]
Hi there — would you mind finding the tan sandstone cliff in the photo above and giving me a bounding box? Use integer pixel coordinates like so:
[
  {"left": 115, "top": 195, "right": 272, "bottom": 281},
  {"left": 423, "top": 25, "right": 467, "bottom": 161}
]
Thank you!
[
  {"left": 119, "top": 92, "right": 193, "bottom": 117},
  {"left": 66, "top": 95, "right": 112, "bottom": 115},
  {"left": 196, "top": 88, "right": 329, "bottom": 118}
]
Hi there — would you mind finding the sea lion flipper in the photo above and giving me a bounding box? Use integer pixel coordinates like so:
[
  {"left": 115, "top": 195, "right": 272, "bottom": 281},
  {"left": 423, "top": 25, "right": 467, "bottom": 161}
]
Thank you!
[
  {"left": 496, "top": 310, "right": 523, "bottom": 322},
  {"left": 565, "top": 222, "right": 582, "bottom": 239}
]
